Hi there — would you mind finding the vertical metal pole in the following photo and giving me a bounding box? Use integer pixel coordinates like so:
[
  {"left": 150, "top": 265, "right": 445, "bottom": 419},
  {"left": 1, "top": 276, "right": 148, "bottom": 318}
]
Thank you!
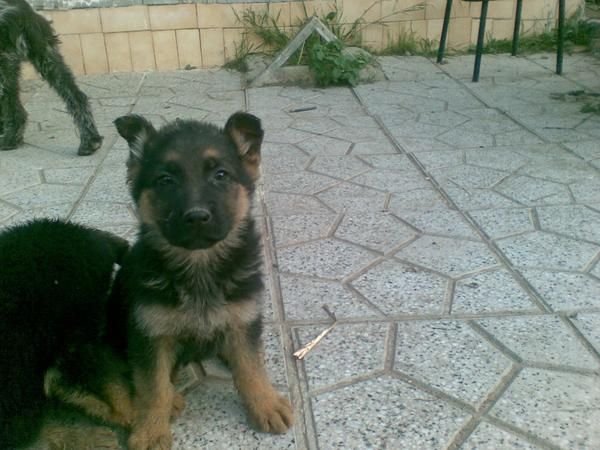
[
  {"left": 473, "top": 0, "right": 489, "bottom": 82},
  {"left": 437, "top": 0, "right": 454, "bottom": 63},
  {"left": 512, "top": 0, "right": 523, "bottom": 55},
  {"left": 557, "top": 0, "right": 565, "bottom": 74}
]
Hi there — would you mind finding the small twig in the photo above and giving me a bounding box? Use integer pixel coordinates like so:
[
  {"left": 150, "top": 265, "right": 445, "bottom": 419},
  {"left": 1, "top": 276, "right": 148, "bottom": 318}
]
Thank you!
[
  {"left": 293, "top": 305, "right": 337, "bottom": 360},
  {"left": 289, "top": 106, "right": 317, "bottom": 113}
]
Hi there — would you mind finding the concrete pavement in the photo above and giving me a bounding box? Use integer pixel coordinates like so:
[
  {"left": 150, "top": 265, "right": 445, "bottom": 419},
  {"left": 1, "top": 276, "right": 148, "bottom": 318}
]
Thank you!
[{"left": 1, "top": 52, "right": 600, "bottom": 449}]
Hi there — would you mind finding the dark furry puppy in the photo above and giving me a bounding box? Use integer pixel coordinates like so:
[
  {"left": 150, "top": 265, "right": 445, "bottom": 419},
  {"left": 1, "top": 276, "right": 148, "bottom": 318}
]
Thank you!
[
  {"left": 0, "top": 0, "right": 103, "bottom": 155},
  {"left": 111, "top": 112, "right": 293, "bottom": 450},
  {"left": 0, "top": 219, "right": 134, "bottom": 449}
]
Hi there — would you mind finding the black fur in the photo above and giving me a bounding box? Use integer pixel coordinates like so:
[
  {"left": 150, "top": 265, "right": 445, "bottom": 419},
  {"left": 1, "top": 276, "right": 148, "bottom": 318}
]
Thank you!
[
  {"left": 0, "top": 219, "right": 128, "bottom": 448},
  {"left": 0, "top": 0, "right": 103, "bottom": 155}
]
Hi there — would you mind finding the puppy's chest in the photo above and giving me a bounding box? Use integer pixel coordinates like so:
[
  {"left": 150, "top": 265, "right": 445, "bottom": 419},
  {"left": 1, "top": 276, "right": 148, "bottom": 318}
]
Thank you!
[{"left": 135, "top": 276, "right": 255, "bottom": 339}]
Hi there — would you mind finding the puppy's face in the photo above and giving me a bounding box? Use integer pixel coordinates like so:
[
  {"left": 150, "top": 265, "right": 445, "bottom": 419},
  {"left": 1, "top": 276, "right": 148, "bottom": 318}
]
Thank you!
[{"left": 115, "top": 113, "right": 263, "bottom": 250}]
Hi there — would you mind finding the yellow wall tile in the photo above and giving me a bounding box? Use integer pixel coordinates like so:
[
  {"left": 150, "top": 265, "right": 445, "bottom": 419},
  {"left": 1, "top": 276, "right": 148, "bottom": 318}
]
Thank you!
[
  {"left": 200, "top": 28, "right": 225, "bottom": 68},
  {"left": 198, "top": 4, "right": 240, "bottom": 29},
  {"left": 492, "top": 18, "right": 516, "bottom": 40},
  {"left": 381, "top": 20, "right": 411, "bottom": 49},
  {"left": 129, "top": 31, "right": 156, "bottom": 72},
  {"left": 153, "top": 30, "right": 179, "bottom": 71},
  {"left": 339, "top": 0, "right": 381, "bottom": 23},
  {"left": 427, "top": 18, "right": 444, "bottom": 42},
  {"left": 51, "top": 9, "right": 102, "bottom": 34},
  {"left": 223, "top": 28, "right": 244, "bottom": 63},
  {"left": 149, "top": 4, "right": 197, "bottom": 31},
  {"left": 381, "top": 0, "right": 426, "bottom": 22},
  {"left": 522, "top": 0, "right": 554, "bottom": 19},
  {"left": 447, "top": 17, "right": 472, "bottom": 48},
  {"left": 360, "top": 24, "right": 384, "bottom": 51},
  {"left": 411, "top": 19, "right": 427, "bottom": 40},
  {"left": 176, "top": 29, "right": 202, "bottom": 69},
  {"left": 268, "top": 2, "right": 291, "bottom": 27},
  {"left": 489, "top": 1, "right": 515, "bottom": 19},
  {"left": 105, "top": 32, "right": 132, "bottom": 73},
  {"left": 21, "top": 62, "right": 38, "bottom": 80},
  {"left": 101, "top": 6, "right": 149, "bottom": 33},
  {"left": 58, "top": 34, "right": 84, "bottom": 75},
  {"left": 80, "top": 33, "right": 108, "bottom": 74}
]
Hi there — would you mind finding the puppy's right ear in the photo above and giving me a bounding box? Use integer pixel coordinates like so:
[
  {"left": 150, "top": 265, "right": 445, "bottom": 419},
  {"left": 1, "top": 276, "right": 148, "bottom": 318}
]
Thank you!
[{"left": 114, "top": 114, "right": 156, "bottom": 160}]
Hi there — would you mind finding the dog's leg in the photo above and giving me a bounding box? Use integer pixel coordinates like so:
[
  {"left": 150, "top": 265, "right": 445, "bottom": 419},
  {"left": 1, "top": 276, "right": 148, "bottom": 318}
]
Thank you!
[
  {"left": 0, "top": 54, "right": 27, "bottom": 150},
  {"left": 29, "top": 45, "right": 102, "bottom": 155},
  {"left": 128, "top": 336, "right": 176, "bottom": 450},
  {"left": 220, "top": 314, "right": 293, "bottom": 434}
]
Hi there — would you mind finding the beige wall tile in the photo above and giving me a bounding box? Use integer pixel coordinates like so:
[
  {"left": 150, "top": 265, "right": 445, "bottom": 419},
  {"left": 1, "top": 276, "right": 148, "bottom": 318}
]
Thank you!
[
  {"left": 21, "top": 62, "right": 38, "bottom": 80},
  {"left": 268, "top": 2, "right": 291, "bottom": 27},
  {"left": 382, "top": 0, "right": 426, "bottom": 22},
  {"left": 492, "top": 18, "right": 516, "bottom": 40},
  {"left": 489, "top": 1, "right": 515, "bottom": 19},
  {"left": 80, "top": 33, "right": 108, "bottom": 74},
  {"left": 381, "top": 20, "right": 411, "bottom": 49},
  {"left": 149, "top": 4, "right": 197, "bottom": 31},
  {"left": 522, "top": 0, "right": 554, "bottom": 19},
  {"left": 51, "top": 9, "right": 102, "bottom": 34},
  {"left": 427, "top": 18, "right": 444, "bottom": 42},
  {"left": 58, "top": 34, "right": 84, "bottom": 75},
  {"left": 200, "top": 28, "right": 225, "bottom": 68},
  {"left": 339, "top": 0, "right": 381, "bottom": 23},
  {"left": 223, "top": 28, "right": 244, "bottom": 63},
  {"left": 105, "top": 32, "right": 132, "bottom": 73},
  {"left": 176, "top": 29, "right": 202, "bottom": 69},
  {"left": 101, "top": 6, "right": 149, "bottom": 33},
  {"left": 411, "top": 19, "right": 427, "bottom": 40},
  {"left": 360, "top": 24, "right": 384, "bottom": 51},
  {"left": 428, "top": 0, "right": 470, "bottom": 20},
  {"left": 129, "top": 31, "right": 156, "bottom": 72},
  {"left": 153, "top": 30, "right": 179, "bottom": 71},
  {"left": 471, "top": 18, "right": 480, "bottom": 45},
  {"left": 198, "top": 4, "right": 240, "bottom": 29},
  {"left": 448, "top": 17, "right": 472, "bottom": 48}
]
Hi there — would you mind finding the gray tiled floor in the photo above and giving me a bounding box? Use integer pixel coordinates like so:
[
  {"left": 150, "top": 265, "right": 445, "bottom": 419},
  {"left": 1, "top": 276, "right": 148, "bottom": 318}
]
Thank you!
[{"left": 2, "top": 53, "right": 600, "bottom": 449}]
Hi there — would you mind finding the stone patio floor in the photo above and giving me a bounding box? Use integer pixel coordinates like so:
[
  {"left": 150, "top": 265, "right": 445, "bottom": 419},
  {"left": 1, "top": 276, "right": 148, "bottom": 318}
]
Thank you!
[{"left": 2, "top": 53, "right": 600, "bottom": 449}]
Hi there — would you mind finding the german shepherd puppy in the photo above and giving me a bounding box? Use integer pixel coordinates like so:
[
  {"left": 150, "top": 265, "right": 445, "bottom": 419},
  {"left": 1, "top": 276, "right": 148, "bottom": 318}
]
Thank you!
[
  {"left": 0, "top": 219, "right": 133, "bottom": 449},
  {"left": 112, "top": 112, "right": 293, "bottom": 450}
]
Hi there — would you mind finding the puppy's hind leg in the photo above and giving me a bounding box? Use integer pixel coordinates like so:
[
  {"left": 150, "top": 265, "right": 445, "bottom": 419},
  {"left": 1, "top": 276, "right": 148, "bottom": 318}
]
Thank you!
[
  {"left": 0, "top": 55, "right": 27, "bottom": 150},
  {"left": 30, "top": 45, "right": 103, "bottom": 156}
]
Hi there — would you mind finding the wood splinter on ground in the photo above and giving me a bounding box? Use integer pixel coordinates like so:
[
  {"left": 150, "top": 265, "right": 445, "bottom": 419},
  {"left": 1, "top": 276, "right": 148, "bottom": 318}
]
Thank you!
[{"left": 293, "top": 305, "right": 337, "bottom": 360}]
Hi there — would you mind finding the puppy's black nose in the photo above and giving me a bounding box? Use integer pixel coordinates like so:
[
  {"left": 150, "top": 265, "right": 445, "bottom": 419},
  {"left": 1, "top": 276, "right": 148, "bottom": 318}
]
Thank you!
[{"left": 184, "top": 208, "right": 212, "bottom": 225}]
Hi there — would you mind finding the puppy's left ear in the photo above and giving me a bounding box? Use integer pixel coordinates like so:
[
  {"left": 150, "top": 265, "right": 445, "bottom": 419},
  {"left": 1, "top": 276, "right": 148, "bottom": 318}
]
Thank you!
[{"left": 225, "top": 112, "right": 264, "bottom": 181}]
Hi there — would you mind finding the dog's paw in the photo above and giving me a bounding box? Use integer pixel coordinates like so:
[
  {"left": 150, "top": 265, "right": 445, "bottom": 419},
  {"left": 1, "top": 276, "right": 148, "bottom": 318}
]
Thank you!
[
  {"left": 247, "top": 393, "right": 293, "bottom": 434},
  {"left": 171, "top": 392, "right": 186, "bottom": 420},
  {"left": 128, "top": 421, "right": 172, "bottom": 450},
  {"left": 78, "top": 134, "right": 103, "bottom": 156}
]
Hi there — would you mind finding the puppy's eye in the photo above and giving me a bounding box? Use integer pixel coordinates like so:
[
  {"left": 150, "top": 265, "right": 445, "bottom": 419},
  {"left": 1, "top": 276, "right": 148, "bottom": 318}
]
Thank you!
[
  {"left": 157, "top": 174, "right": 175, "bottom": 186},
  {"left": 215, "top": 169, "right": 228, "bottom": 180}
]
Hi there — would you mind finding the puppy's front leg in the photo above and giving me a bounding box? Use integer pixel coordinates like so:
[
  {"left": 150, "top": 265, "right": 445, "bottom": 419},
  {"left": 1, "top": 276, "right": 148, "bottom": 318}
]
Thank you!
[
  {"left": 128, "top": 336, "right": 176, "bottom": 450},
  {"left": 220, "top": 315, "right": 293, "bottom": 434}
]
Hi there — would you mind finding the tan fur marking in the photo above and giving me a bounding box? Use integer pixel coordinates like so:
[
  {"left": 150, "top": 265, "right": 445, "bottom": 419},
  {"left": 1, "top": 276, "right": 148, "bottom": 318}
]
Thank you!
[
  {"left": 41, "top": 423, "right": 120, "bottom": 450},
  {"left": 202, "top": 147, "right": 220, "bottom": 159},
  {"left": 220, "top": 319, "right": 293, "bottom": 434},
  {"left": 128, "top": 337, "right": 176, "bottom": 450},
  {"left": 137, "top": 190, "right": 156, "bottom": 225}
]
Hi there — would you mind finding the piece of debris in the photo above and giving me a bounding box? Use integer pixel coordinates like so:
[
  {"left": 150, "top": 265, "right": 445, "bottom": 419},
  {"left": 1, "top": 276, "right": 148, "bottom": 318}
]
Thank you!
[
  {"left": 293, "top": 305, "right": 337, "bottom": 360},
  {"left": 289, "top": 106, "right": 317, "bottom": 113}
]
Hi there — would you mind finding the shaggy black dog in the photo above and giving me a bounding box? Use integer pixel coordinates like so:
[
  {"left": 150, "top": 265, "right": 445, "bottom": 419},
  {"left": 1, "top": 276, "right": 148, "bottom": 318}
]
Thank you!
[
  {"left": 0, "top": 219, "right": 133, "bottom": 449},
  {"left": 0, "top": 0, "right": 103, "bottom": 155}
]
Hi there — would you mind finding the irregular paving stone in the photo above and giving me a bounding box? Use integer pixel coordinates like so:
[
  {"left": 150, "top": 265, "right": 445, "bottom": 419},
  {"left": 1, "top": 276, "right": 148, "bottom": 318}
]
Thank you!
[
  {"left": 82, "top": 165, "right": 130, "bottom": 203},
  {"left": 395, "top": 235, "right": 499, "bottom": 278},
  {"left": 296, "top": 322, "right": 388, "bottom": 390},
  {"left": 464, "top": 148, "right": 529, "bottom": 172},
  {"left": 519, "top": 270, "right": 600, "bottom": 310},
  {"left": 395, "top": 136, "right": 455, "bottom": 153},
  {"left": 453, "top": 269, "right": 538, "bottom": 314},
  {"left": 351, "top": 169, "right": 431, "bottom": 193},
  {"left": 279, "top": 274, "right": 377, "bottom": 320},
  {"left": 172, "top": 381, "right": 295, "bottom": 450},
  {"left": 357, "top": 154, "right": 413, "bottom": 171},
  {"left": 69, "top": 201, "right": 136, "bottom": 226},
  {"left": 468, "top": 208, "right": 534, "bottom": 239},
  {"left": 537, "top": 204, "right": 600, "bottom": 243},
  {"left": 296, "top": 135, "right": 351, "bottom": 155},
  {"left": 0, "top": 164, "right": 41, "bottom": 194},
  {"left": 461, "top": 421, "right": 544, "bottom": 449},
  {"left": 571, "top": 313, "right": 600, "bottom": 354},
  {"left": 0, "top": 202, "right": 19, "bottom": 223},
  {"left": 351, "top": 259, "right": 447, "bottom": 315},
  {"left": 270, "top": 214, "right": 337, "bottom": 247},
  {"left": 388, "top": 188, "right": 449, "bottom": 211},
  {"left": 517, "top": 158, "right": 599, "bottom": 184},
  {"left": 443, "top": 186, "right": 521, "bottom": 210},
  {"left": 430, "top": 165, "right": 510, "bottom": 190},
  {"left": 496, "top": 232, "right": 600, "bottom": 271},
  {"left": 262, "top": 324, "right": 288, "bottom": 388},
  {"left": 42, "top": 166, "right": 94, "bottom": 185},
  {"left": 436, "top": 127, "right": 494, "bottom": 148},
  {"left": 476, "top": 315, "right": 598, "bottom": 369},
  {"left": 334, "top": 212, "right": 416, "bottom": 253},
  {"left": 2, "top": 184, "right": 83, "bottom": 209},
  {"left": 263, "top": 171, "right": 338, "bottom": 195},
  {"left": 277, "top": 238, "right": 375, "bottom": 280},
  {"left": 264, "top": 192, "right": 333, "bottom": 216},
  {"left": 399, "top": 208, "right": 477, "bottom": 238},
  {"left": 570, "top": 179, "right": 600, "bottom": 203},
  {"left": 308, "top": 155, "right": 371, "bottom": 180},
  {"left": 395, "top": 321, "right": 512, "bottom": 406},
  {"left": 495, "top": 175, "right": 573, "bottom": 206},
  {"left": 2, "top": 204, "right": 73, "bottom": 226},
  {"left": 489, "top": 368, "right": 600, "bottom": 449},
  {"left": 311, "top": 376, "right": 470, "bottom": 449},
  {"left": 494, "top": 129, "right": 545, "bottom": 147},
  {"left": 411, "top": 150, "right": 464, "bottom": 171},
  {"left": 317, "top": 182, "right": 388, "bottom": 213},
  {"left": 418, "top": 110, "right": 469, "bottom": 128}
]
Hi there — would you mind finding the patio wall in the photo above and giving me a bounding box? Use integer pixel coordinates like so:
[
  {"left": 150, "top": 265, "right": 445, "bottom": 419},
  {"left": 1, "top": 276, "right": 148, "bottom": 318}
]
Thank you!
[{"left": 23, "top": 0, "right": 584, "bottom": 78}]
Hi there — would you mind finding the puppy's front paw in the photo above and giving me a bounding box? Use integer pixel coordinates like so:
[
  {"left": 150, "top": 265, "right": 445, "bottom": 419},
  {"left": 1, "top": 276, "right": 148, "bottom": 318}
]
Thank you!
[
  {"left": 171, "top": 392, "right": 186, "bottom": 420},
  {"left": 247, "top": 393, "right": 293, "bottom": 434},
  {"left": 128, "top": 420, "right": 172, "bottom": 450}
]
